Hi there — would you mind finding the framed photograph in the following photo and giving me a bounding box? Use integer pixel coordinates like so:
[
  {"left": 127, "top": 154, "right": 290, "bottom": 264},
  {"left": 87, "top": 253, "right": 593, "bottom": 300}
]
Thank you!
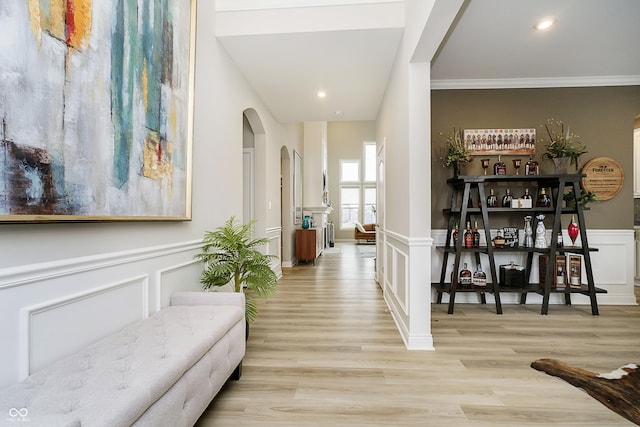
[
  {"left": 0, "top": 1, "right": 196, "bottom": 222},
  {"left": 463, "top": 128, "right": 536, "bottom": 156},
  {"left": 568, "top": 255, "right": 582, "bottom": 289}
]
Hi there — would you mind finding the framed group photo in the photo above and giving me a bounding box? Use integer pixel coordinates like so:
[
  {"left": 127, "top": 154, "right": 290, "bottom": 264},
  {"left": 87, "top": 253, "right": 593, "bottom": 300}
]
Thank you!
[{"left": 463, "top": 128, "right": 537, "bottom": 156}]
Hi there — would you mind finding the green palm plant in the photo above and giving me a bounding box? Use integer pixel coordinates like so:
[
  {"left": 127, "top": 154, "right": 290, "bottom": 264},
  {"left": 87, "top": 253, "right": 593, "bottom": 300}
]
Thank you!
[{"left": 195, "top": 216, "right": 278, "bottom": 323}]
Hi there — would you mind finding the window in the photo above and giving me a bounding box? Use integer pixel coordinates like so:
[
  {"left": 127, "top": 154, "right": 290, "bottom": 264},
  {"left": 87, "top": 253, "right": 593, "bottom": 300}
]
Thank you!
[
  {"left": 340, "top": 160, "right": 360, "bottom": 182},
  {"left": 340, "top": 187, "right": 360, "bottom": 229},
  {"left": 364, "top": 142, "right": 376, "bottom": 182},
  {"left": 364, "top": 187, "right": 376, "bottom": 224}
]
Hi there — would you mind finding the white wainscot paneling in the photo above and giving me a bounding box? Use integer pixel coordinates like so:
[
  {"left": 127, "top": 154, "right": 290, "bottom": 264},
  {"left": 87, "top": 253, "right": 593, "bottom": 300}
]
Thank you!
[
  {"left": 0, "top": 240, "right": 203, "bottom": 387},
  {"left": 266, "top": 226, "right": 283, "bottom": 278},
  {"left": 431, "top": 229, "right": 636, "bottom": 306},
  {"left": 23, "top": 276, "right": 149, "bottom": 377}
]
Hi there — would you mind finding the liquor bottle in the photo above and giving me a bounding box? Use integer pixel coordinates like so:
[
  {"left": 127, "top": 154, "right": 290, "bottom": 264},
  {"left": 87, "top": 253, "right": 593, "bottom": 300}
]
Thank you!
[
  {"left": 536, "top": 187, "right": 552, "bottom": 207},
  {"left": 459, "top": 263, "right": 472, "bottom": 287},
  {"left": 452, "top": 223, "right": 459, "bottom": 246},
  {"left": 502, "top": 188, "right": 513, "bottom": 207},
  {"left": 520, "top": 188, "right": 533, "bottom": 209},
  {"left": 557, "top": 231, "right": 564, "bottom": 248},
  {"left": 525, "top": 155, "right": 539, "bottom": 175},
  {"left": 493, "top": 155, "right": 507, "bottom": 175},
  {"left": 472, "top": 264, "right": 487, "bottom": 287},
  {"left": 486, "top": 188, "right": 497, "bottom": 207},
  {"left": 473, "top": 221, "right": 481, "bottom": 248},
  {"left": 464, "top": 221, "right": 474, "bottom": 248}
]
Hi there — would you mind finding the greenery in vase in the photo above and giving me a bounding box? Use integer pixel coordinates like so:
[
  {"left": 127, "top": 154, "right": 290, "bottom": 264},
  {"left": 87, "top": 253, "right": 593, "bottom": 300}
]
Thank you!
[
  {"left": 440, "top": 127, "right": 471, "bottom": 167},
  {"left": 541, "top": 118, "right": 587, "bottom": 167},
  {"left": 563, "top": 188, "right": 601, "bottom": 208},
  {"left": 196, "top": 216, "right": 278, "bottom": 323}
]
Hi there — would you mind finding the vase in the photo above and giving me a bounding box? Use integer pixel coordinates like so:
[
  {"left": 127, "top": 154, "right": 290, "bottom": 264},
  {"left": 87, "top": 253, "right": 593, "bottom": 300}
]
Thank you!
[
  {"left": 568, "top": 215, "right": 579, "bottom": 246},
  {"left": 552, "top": 157, "right": 570, "bottom": 174},
  {"left": 453, "top": 161, "right": 469, "bottom": 177},
  {"left": 302, "top": 215, "right": 311, "bottom": 229}
]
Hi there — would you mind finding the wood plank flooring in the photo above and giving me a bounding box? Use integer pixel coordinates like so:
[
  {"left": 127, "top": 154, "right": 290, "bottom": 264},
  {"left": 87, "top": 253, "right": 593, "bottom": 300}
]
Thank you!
[{"left": 195, "top": 243, "right": 640, "bottom": 426}]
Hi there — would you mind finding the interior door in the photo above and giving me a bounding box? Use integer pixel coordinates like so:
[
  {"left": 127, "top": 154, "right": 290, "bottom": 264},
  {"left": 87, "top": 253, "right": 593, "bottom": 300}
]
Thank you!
[{"left": 376, "top": 142, "right": 385, "bottom": 286}]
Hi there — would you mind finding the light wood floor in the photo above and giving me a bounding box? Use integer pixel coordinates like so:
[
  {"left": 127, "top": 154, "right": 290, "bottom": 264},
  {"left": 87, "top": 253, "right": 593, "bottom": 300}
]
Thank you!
[{"left": 196, "top": 243, "right": 640, "bottom": 426}]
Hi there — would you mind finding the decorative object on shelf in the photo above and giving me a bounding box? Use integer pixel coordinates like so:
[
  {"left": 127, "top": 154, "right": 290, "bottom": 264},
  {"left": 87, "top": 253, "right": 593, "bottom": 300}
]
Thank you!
[
  {"left": 500, "top": 261, "right": 526, "bottom": 287},
  {"left": 568, "top": 215, "right": 579, "bottom": 245},
  {"left": 440, "top": 127, "right": 471, "bottom": 175},
  {"left": 486, "top": 188, "right": 498, "bottom": 207},
  {"left": 493, "top": 229, "right": 506, "bottom": 248},
  {"left": 541, "top": 118, "right": 587, "bottom": 173},
  {"left": 555, "top": 254, "right": 567, "bottom": 289},
  {"left": 196, "top": 216, "right": 278, "bottom": 323},
  {"left": 472, "top": 264, "right": 487, "bottom": 287},
  {"left": 503, "top": 227, "right": 519, "bottom": 248},
  {"left": 563, "top": 188, "right": 600, "bottom": 208},
  {"left": 494, "top": 155, "right": 507, "bottom": 175},
  {"left": 513, "top": 158, "right": 522, "bottom": 175},
  {"left": 534, "top": 214, "right": 548, "bottom": 248},
  {"left": 481, "top": 158, "right": 490, "bottom": 175},
  {"left": 501, "top": 188, "right": 513, "bottom": 207},
  {"left": 525, "top": 155, "right": 539, "bottom": 175},
  {"left": 569, "top": 255, "right": 582, "bottom": 288},
  {"left": 463, "top": 128, "right": 536, "bottom": 156},
  {"left": 556, "top": 230, "right": 564, "bottom": 248},
  {"left": 536, "top": 187, "right": 552, "bottom": 207},
  {"left": 523, "top": 216, "right": 534, "bottom": 248},
  {"left": 302, "top": 215, "right": 311, "bottom": 229},
  {"left": 580, "top": 157, "right": 624, "bottom": 201}
]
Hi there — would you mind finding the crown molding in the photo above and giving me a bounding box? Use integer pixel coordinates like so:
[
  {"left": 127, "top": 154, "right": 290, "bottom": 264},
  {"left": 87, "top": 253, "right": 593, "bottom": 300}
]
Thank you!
[
  {"left": 216, "top": 0, "right": 401, "bottom": 12},
  {"left": 431, "top": 75, "right": 640, "bottom": 90}
]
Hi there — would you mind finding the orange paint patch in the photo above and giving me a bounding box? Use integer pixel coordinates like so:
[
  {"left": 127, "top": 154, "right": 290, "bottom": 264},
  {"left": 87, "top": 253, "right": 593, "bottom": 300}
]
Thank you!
[{"left": 66, "top": 0, "right": 92, "bottom": 49}]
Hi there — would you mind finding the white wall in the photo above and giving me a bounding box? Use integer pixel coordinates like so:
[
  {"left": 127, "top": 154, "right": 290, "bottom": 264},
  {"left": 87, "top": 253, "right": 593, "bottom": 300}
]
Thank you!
[{"left": 0, "top": 0, "right": 299, "bottom": 388}]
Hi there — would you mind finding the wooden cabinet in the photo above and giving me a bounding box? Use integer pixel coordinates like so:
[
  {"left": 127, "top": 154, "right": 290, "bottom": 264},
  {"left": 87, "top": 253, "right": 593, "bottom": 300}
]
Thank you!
[
  {"left": 432, "top": 173, "right": 606, "bottom": 315},
  {"left": 296, "top": 228, "right": 323, "bottom": 264}
]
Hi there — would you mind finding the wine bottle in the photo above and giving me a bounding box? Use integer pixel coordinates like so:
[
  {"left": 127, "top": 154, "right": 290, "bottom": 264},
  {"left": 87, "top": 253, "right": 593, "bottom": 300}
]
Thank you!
[
  {"left": 494, "top": 155, "right": 507, "bottom": 175},
  {"left": 536, "top": 188, "right": 551, "bottom": 207},
  {"left": 452, "top": 223, "right": 459, "bottom": 246}
]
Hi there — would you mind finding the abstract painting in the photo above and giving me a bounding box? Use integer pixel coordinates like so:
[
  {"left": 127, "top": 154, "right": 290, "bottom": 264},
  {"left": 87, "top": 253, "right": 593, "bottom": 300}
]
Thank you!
[{"left": 0, "top": 0, "right": 194, "bottom": 222}]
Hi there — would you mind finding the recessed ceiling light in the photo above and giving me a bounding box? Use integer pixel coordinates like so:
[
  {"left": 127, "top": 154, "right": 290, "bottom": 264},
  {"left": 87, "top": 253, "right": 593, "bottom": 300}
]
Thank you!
[
  {"left": 534, "top": 17, "right": 556, "bottom": 30},
  {"left": 317, "top": 91, "right": 326, "bottom": 98},
  {"left": 335, "top": 111, "right": 343, "bottom": 118}
]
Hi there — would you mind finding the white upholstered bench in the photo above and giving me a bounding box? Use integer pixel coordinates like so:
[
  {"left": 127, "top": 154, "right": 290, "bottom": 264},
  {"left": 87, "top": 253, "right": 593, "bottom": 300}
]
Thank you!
[{"left": 0, "top": 291, "right": 245, "bottom": 426}]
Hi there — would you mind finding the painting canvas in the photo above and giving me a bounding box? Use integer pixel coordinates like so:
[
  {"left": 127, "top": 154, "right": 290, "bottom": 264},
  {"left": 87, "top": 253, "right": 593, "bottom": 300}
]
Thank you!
[{"left": 0, "top": 0, "right": 194, "bottom": 222}]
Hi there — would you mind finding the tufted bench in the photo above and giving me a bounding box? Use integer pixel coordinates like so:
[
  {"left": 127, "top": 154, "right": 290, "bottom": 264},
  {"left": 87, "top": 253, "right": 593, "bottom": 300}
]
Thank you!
[{"left": 0, "top": 291, "right": 245, "bottom": 427}]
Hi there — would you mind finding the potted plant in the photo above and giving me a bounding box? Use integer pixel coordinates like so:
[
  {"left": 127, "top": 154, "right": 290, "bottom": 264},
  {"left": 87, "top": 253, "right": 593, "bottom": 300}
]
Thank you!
[
  {"left": 563, "top": 188, "right": 600, "bottom": 208},
  {"left": 541, "top": 119, "right": 587, "bottom": 173},
  {"left": 440, "top": 127, "right": 471, "bottom": 175},
  {"left": 195, "top": 216, "right": 278, "bottom": 323}
]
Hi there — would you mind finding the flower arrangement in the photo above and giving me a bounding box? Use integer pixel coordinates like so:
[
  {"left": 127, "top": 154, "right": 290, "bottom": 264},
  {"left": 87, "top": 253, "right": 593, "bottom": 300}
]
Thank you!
[
  {"left": 541, "top": 118, "right": 587, "bottom": 167},
  {"left": 440, "top": 127, "right": 471, "bottom": 167}
]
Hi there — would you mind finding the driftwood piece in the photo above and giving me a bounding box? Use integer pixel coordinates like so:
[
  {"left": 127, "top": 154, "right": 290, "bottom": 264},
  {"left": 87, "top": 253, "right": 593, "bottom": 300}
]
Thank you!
[{"left": 531, "top": 358, "right": 640, "bottom": 425}]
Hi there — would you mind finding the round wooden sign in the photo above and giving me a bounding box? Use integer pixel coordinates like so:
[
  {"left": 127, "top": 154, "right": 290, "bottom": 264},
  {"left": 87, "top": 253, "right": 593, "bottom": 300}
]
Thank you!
[{"left": 580, "top": 157, "right": 624, "bottom": 201}]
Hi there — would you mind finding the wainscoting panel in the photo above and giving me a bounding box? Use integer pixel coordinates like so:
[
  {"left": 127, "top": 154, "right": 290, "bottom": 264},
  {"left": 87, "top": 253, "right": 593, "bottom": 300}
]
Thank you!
[
  {"left": 266, "top": 226, "right": 283, "bottom": 278},
  {"left": 0, "top": 240, "right": 204, "bottom": 387},
  {"left": 22, "top": 276, "right": 149, "bottom": 377}
]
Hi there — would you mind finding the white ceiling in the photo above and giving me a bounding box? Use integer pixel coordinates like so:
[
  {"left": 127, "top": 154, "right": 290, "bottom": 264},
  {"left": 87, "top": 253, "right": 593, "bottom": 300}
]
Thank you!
[{"left": 215, "top": 0, "right": 640, "bottom": 123}]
